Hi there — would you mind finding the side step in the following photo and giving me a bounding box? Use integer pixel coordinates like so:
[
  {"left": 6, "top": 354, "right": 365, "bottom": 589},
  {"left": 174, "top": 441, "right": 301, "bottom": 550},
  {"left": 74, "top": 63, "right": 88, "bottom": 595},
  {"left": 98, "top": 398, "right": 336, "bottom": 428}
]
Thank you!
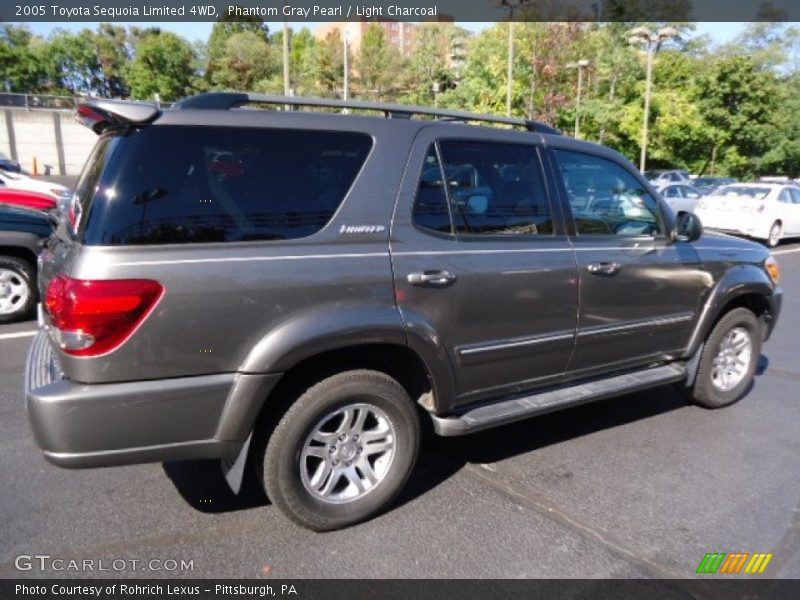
[{"left": 431, "top": 364, "right": 686, "bottom": 436}]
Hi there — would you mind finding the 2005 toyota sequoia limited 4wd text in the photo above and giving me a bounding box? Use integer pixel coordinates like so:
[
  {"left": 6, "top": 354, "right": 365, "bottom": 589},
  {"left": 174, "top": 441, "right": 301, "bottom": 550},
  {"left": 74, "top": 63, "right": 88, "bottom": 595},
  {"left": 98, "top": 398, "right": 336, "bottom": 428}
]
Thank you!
[{"left": 25, "top": 93, "right": 782, "bottom": 530}]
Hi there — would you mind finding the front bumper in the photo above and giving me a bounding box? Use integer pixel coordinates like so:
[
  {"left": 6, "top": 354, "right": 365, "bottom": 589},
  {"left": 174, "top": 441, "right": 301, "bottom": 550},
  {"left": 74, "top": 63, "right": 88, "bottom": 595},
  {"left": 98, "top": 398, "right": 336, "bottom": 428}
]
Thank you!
[{"left": 25, "top": 331, "right": 280, "bottom": 468}]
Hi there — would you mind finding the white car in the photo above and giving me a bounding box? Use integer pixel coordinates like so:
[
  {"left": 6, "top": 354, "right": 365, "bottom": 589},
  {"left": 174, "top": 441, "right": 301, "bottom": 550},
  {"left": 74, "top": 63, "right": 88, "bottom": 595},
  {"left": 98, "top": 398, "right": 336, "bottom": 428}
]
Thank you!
[
  {"left": 694, "top": 182, "right": 800, "bottom": 247},
  {"left": 0, "top": 171, "right": 71, "bottom": 200},
  {"left": 658, "top": 183, "right": 704, "bottom": 215}
]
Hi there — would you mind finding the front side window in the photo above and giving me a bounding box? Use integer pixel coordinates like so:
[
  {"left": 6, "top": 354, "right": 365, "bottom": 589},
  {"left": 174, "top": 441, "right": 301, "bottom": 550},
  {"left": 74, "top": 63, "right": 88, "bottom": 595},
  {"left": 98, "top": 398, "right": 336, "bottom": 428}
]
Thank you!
[
  {"left": 554, "top": 149, "right": 664, "bottom": 236},
  {"left": 413, "top": 146, "right": 452, "bottom": 234}
]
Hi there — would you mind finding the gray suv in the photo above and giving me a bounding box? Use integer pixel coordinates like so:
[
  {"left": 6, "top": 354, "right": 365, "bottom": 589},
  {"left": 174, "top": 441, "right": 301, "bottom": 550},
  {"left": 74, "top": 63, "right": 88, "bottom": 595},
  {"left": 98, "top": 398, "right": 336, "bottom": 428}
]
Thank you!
[{"left": 26, "top": 93, "right": 783, "bottom": 531}]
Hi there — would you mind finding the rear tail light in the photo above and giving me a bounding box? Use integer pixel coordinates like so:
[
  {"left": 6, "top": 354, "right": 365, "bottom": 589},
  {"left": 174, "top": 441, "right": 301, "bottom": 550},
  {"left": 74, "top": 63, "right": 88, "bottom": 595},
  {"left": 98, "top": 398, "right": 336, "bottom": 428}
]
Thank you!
[{"left": 45, "top": 275, "right": 164, "bottom": 356}]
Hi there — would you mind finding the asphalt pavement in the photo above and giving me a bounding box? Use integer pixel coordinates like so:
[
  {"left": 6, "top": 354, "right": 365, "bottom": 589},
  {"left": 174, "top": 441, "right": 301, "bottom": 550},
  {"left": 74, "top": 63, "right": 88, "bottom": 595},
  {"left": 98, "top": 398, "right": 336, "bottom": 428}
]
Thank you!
[{"left": 2, "top": 243, "right": 800, "bottom": 579}]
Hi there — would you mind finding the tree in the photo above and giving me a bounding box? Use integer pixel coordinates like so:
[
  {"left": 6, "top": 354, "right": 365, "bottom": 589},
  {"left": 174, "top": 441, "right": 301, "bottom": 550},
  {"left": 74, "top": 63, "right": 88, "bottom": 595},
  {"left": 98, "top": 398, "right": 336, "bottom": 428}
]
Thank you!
[
  {"left": 355, "top": 24, "right": 403, "bottom": 99},
  {"left": 400, "top": 24, "right": 460, "bottom": 106},
  {"left": 44, "top": 29, "right": 102, "bottom": 95},
  {"left": 93, "top": 23, "right": 131, "bottom": 97},
  {"left": 696, "top": 56, "right": 780, "bottom": 177},
  {"left": 209, "top": 31, "right": 276, "bottom": 91},
  {"left": 0, "top": 25, "right": 47, "bottom": 93},
  {"left": 124, "top": 31, "right": 197, "bottom": 101},
  {"left": 206, "top": 15, "right": 269, "bottom": 83},
  {"left": 311, "top": 30, "right": 344, "bottom": 97}
]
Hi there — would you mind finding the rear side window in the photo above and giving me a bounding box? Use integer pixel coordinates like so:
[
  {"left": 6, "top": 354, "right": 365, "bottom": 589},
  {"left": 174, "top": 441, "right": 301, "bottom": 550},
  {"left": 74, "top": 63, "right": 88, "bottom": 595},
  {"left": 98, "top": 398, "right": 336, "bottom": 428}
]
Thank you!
[
  {"left": 413, "top": 140, "right": 553, "bottom": 236},
  {"left": 77, "top": 126, "right": 372, "bottom": 245}
]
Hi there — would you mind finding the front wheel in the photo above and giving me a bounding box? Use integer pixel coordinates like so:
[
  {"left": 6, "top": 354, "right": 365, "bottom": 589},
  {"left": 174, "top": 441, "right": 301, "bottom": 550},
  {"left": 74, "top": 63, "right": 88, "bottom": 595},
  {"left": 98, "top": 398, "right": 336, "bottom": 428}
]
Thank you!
[
  {"left": 263, "top": 370, "right": 420, "bottom": 531},
  {"left": 683, "top": 308, "right": 761, "bottom": 409}
]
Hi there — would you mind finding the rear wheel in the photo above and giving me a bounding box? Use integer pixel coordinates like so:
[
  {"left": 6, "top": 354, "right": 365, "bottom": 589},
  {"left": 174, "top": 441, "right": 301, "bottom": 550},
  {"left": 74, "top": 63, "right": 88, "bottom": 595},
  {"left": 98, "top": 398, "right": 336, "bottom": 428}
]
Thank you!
[
  {"left": 766, "top": 221, "right": 782, "bottom": 248},
  {"left": 684, "top": 308, "right": 761, "bottom": 409},
  {"left": 263, "top": 369, "right": 420, "bottom": 531},
  {"left": 0, "top": 256, "right": 36, "bottom": 323}
]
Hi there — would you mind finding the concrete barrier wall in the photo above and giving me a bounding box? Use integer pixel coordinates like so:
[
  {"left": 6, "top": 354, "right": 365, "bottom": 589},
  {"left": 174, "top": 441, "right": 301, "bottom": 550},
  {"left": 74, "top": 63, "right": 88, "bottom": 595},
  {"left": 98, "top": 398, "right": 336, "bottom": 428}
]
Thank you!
[{"left": 1, "top": 108, "right": 97, "bottom": 176}]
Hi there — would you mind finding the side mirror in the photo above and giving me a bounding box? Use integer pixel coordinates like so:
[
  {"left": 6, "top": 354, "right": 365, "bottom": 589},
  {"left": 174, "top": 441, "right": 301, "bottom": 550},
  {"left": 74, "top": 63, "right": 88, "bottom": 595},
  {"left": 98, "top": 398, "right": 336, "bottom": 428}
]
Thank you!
[{"left": 673, "top": 212, "right": 703, "bottom": 242}]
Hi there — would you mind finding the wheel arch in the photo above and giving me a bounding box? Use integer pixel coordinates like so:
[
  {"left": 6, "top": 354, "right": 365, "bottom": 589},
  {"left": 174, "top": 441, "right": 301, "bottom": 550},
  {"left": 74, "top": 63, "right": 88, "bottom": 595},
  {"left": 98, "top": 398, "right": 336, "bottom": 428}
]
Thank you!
[{"left": 683, "top": 264, "right": 778, "bottom": 359}]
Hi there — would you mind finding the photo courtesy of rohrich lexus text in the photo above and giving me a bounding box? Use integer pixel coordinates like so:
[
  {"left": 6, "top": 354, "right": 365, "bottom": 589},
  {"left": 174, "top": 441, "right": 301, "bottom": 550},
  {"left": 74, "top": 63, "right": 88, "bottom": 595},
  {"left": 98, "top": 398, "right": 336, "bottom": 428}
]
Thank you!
[{"left": 0, "top": 0, "right": 799, "bottom": 598}]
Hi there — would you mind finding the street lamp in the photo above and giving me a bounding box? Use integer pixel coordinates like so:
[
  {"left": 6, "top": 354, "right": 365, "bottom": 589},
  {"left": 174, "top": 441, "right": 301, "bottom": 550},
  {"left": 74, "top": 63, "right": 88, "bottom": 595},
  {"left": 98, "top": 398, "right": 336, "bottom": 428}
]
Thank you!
[
  {"left": 567, "top": 59, "right": 590, "bottom": 139},
  {"left": 628, "top": 26, "right": 678, "bottom": 172},
  {"left": 493, "top": 1, "right": 526, "bottom": 117},
  {"left": 343, "top": 29, "right": 350, "bottom": 111}
]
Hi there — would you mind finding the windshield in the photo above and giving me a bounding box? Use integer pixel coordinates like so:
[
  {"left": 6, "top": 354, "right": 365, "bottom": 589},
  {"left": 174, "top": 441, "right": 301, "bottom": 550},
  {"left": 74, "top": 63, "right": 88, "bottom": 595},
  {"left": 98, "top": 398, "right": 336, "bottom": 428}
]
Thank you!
[
  {"left": 713, "top": 186, "right": 771, "bottom": 199},
  {"left": 644, "top": 170, "right": 665, "bottom": 179}
]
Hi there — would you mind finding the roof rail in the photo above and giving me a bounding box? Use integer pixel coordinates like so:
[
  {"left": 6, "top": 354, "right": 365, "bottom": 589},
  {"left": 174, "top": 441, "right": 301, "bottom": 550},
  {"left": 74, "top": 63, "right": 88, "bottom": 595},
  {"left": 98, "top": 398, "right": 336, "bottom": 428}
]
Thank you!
[{"left": 173, "top": 92, "right": 560, "bottom": 135}]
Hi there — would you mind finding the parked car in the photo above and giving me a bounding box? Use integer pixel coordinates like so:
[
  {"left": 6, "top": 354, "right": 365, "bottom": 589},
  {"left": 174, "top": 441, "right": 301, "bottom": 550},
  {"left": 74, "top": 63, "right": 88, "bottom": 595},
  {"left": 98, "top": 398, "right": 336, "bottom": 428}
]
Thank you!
[
  {"left": 26, "top": 94, "right": 782, "bottom": 531},
  {"left": 694, "top": 182, "right": 800, "bottom": 247},
  {"left": 0, "top": 151, "right": 22, "bottom": 173},
  {"left": 0, "top": 204, "right": 53, "bottom": 322},
  {"left": 658, "top": 183, "right": 704, "bottom": 215},
  {"left": 645, "top": 169, "right": 692, "bottom": 186},
  {"left": 691, "top": 176, "right": 736, "bottom": 196},
  {"left": 0, "top": 171, "right": 71, "bottom": 200},
  {"left": 0, "top": 188, "right": 58, "bottom": 211}
]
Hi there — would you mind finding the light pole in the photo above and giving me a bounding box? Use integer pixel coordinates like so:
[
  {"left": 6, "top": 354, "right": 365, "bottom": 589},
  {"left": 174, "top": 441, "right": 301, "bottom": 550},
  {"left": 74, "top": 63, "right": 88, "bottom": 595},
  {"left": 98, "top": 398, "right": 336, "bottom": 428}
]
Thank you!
[
  {"left": 567, "top": 59, "right": 590, "bottom": 139},
  {"left": 628, "top": 26, "right": 678, "bottom": 172},
  {"left": 343, "top": 30, "right": 350, "bottom": 104},
  {"left": 494, "top": 1, "right": 525, "bottom": 117},
  {"left": 282, "top": 18, "right": 290, "bottom": 96},
  {"left": 432, "top": 82, "right": 441, "bottom": 109}
]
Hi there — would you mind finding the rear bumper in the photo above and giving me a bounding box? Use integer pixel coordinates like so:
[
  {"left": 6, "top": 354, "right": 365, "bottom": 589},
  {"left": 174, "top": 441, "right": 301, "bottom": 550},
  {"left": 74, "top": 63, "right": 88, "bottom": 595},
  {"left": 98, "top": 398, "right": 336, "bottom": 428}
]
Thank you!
[
  {"left": 25, "top": 331, "right": 281, "bottom": 468},
  {"left": 694, "top": 210, "right": 771, "bottom": 240}
]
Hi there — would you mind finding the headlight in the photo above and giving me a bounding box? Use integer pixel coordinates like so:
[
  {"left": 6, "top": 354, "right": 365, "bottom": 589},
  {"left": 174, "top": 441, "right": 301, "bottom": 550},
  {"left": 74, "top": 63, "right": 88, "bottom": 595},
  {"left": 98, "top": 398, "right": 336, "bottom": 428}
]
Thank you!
[{"left": 765, "top": 255, "right": 780, "bottom": 284}]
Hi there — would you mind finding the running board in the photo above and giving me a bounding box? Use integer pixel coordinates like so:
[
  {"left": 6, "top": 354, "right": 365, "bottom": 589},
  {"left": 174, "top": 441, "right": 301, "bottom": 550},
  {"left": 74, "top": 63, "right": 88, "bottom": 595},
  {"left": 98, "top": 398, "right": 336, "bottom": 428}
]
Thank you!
[{"left": 431, "top": 364, "right": 686, "bottom": 436}]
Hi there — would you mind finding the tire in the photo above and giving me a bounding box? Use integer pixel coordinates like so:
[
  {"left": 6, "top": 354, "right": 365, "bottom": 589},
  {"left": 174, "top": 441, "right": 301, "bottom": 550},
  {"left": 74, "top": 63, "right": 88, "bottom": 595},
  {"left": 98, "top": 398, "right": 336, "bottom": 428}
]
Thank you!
[
  {"left": 0, "top": 256, "right": 36, "bottom": 324},
  {"left": 766, "top": 221, "right": 782, "bottom": 248},
  {"left": 263, "top": 369, "right": 420, "bottom": 531},
  {"left": 685, "top": 308, "right": 761, "bottom": 409}
]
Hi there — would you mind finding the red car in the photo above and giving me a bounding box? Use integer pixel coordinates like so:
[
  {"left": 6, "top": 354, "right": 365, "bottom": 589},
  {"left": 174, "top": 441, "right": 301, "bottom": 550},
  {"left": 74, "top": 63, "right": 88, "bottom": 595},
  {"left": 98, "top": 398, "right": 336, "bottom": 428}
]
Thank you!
[{"left": 0, "top": 188, "right": 57, "bottom": 211}]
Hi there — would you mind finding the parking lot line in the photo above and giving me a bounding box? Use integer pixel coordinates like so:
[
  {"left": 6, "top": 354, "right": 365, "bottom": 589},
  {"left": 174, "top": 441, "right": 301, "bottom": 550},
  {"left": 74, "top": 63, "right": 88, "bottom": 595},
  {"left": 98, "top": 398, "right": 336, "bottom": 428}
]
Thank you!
[
  {"left": 0, "top": 330, "right": 37, "bottom": 341},
  {"left": 773, "top": 247, "right": 800, "bottom": 256}
]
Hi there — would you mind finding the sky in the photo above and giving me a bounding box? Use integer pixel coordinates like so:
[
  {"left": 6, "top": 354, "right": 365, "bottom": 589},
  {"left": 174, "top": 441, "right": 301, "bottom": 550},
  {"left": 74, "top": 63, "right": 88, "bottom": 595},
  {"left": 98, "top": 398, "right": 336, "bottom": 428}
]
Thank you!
[{"left": 26, "top": 21, "right": 748, "bottom": 45}]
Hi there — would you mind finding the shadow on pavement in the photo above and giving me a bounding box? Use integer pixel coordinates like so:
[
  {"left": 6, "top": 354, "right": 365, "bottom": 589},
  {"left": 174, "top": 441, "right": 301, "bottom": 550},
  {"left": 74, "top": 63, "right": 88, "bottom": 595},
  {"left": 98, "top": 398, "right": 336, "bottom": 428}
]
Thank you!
[{"left": 164, "top": 355, "right": 771, "bottom": 518}]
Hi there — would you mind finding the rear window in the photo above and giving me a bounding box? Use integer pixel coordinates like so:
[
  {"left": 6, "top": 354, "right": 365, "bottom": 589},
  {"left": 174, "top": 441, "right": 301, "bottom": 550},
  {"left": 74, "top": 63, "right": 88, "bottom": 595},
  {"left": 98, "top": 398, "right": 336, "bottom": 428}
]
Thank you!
[
  {"left": 713, "top": 186, "right": 770, "bottom": 199},
  {"left": 75, "top": 125, "right": 372, "bottom": 245}
]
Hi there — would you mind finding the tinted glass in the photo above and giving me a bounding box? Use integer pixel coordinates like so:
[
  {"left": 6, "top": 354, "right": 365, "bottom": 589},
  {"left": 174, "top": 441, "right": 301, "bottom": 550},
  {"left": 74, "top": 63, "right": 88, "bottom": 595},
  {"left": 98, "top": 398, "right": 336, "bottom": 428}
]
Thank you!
[
  {"left": 790, "top": 188, "right": 800, "bottom": 204},
  {"left": 413, "top": 145, "right": 452, "bottom": 234},
  {"left": 663, "top": 186, "right": 681, "bottom": 197},
  {"left": 79, "top": 126, "right": 372, "bottom": 245},
  {"left": 437, "top": 140, "right": 553, "bottom": 235},
  {"left": 554, "top": 149, "right": 663, "bottom": 236},
  {"left": 778, "top": 189, "right": 792, "bottom": 203}
]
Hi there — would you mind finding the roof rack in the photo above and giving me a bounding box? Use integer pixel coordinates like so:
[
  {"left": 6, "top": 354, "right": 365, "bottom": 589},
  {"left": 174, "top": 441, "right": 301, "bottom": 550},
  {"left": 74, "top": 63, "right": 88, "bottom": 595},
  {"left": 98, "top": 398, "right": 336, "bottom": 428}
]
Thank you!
[{"left": 173, "top": 92, "right": 560, "bottom": 135}]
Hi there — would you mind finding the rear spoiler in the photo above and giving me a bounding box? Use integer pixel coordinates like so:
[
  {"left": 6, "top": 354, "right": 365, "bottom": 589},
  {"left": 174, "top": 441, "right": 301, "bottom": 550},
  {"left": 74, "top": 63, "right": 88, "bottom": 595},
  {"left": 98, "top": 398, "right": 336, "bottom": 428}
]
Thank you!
[{"left": 75, "top": 99, "right": 160, "bottom": 134}]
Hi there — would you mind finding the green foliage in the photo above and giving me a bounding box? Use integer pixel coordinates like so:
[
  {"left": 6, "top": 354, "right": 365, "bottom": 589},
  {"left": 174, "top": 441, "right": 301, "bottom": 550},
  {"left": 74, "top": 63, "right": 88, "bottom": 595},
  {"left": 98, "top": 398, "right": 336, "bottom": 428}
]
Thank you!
[
  {"left": 355, "top": 25, "right": 403, "bottom": 100},
  {"left": 0, "top": 21, "right": 797, "bottom": 178},
  {"left": 124, "top": 31, "right": 197, "bottom": 101},
  {"left": 209, "top": 31, "right": 277, "bottom": 91},
  {"left": 311, "top": 30, "right": 344, "bottom": 97}
]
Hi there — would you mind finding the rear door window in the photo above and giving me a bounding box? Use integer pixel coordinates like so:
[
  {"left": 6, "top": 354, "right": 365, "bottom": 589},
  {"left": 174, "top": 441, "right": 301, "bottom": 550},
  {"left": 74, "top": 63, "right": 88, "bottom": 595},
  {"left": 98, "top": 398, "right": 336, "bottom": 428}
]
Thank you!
[{"left": 78, "top": 125, "right": 372, "bottom": 245}]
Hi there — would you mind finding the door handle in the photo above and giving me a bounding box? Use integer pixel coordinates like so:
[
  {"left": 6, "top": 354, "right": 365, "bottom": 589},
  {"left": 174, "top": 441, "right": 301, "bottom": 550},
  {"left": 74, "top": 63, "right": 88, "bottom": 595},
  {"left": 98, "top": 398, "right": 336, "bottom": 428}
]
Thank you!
[
  {"left": 587, "top": 262, "right": 621, "bottom": 276},
  {"left": 407, "top": 270, "right": 456, "bottom": 287}
]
